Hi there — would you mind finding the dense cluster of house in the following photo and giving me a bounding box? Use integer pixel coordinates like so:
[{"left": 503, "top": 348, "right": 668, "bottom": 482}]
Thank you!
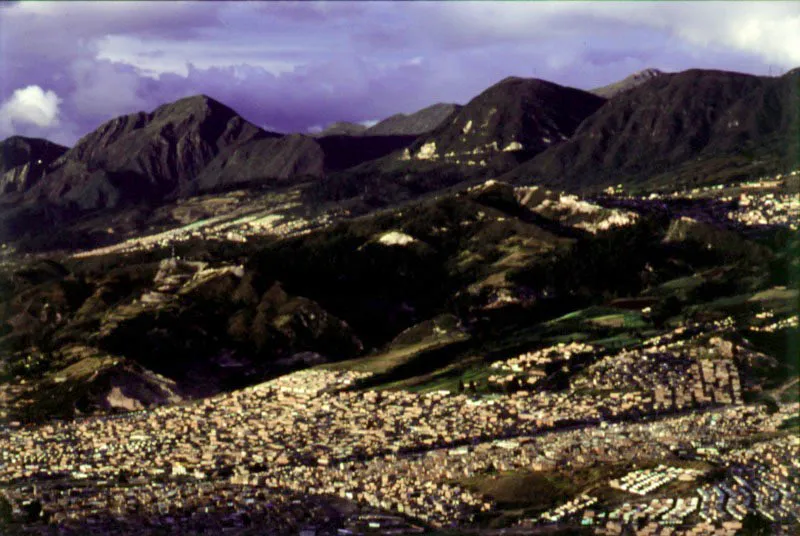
[
  {"left": 488, "top": 342, "right": 595, "bottom": 389},
  {"left": 592, "top": 435, "right": 800, "bottom": 535},
  {"left": 1, "top": 479, "right": 351, "bottom": 535},
  {"left": 600, "top": 497, "right": 706, "bottom": 535},
  {"left": 1, "top": 328, "right": 797, "bottom": 534},
  {"left": 537, "top": 494, "right": 598, "bottom": 523},
  {"left": 727, "top": 189, "right": 800, "bottom": 230},
  {"left": 0, "top": 382, "right": 27, "bottom": 422},
  {"left": 579, "top": 344, "right": 742, "bottom": 409},
  {"left": 515, "top": 405, "right": 798, "bottom": 535},
  {"left": 221, "top": 213, "right": 322, "bottom": 244},
  {"left": 609, "top": 465, "right": 703, "bottom": 496},
  {"left": 749, "top": 312, "right": 799, "bottom": 333},
  {"left": 614, "top": 170, "right": 798, "bottom": 202},
  {"left": 487, "top": 331, "right": 743, "bottom": 414}
]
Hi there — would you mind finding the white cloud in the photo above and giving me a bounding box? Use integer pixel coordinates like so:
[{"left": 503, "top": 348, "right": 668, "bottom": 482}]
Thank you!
[
  {"left": 433, "top": 2, "right": 800, "bottom": 69},
  {"left": 2, "top": 0, "right": 797, "bottom": 146},
  {"left": 96, "top": 36, "right": 301, "bottom": 78},
  {"left": 594, "top": 3, "right": 800, "bottom": 69},
  {"left": 69, "top": 60, "right": 149, "bottom": 120},
  {"left": 359, "top": 119, "right": 379, "bottom": 128},
  {"left": 0, "top": 85, "right": 62, "bottom": 132}
]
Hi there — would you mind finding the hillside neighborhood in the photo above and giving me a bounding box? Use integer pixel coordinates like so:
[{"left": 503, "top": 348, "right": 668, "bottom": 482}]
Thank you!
[{"left": 2, "top": 315, "right": 798, "bottom": 534}]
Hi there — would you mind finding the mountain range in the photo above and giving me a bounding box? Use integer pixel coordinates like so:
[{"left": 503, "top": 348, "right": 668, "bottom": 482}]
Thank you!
[
  {"left": 0, "top": 67, "right": 797, "bottom": 249},
  {"left": 504, "top": 68, "right": 800, "bottom": 190},
  {"left": 1, "top": 59, "right": 799, "bottom": 536},
  {"left": 0, "top": 66, "right": 798, "bottom": 426}
]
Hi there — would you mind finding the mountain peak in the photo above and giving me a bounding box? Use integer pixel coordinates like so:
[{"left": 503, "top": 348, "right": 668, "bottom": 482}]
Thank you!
[
  {"left": 494, "top": 76, "right": 553, "bottom": 88},
  {"left": 497, "top": 75, "right": 527, "bottom": 84},
  {"left": 1, "top": 134, "right": 66, "bottom": 149},
  {"left": 591, "top": 68, "right": 665, "bottom": 98},
  {"left": 395, "top": 76, "right": 605, "bottom": 172},
  {"left": 162, "top": 94, "right": 222, "bottom": 107},
  {"left": 2, "top": 134, "right": 34, "bottom": 145},
  {"left": 150, "top": 94, "right": 241, "bottom": 122},
  {"left": 25, "top": 94, "right": 268, "bottom": 210},
  {"left": 632, "top": 68, "right": 663, "bottom": 79}
]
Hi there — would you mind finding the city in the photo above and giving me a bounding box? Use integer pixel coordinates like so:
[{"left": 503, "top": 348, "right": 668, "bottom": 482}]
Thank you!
[{"left": 1, "top": 2, "right": 799, "bottom": 534}]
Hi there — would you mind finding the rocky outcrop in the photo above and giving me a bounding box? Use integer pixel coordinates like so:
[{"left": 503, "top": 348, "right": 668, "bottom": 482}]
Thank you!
[
  {"left": 515, "top": 185, "right": 639, "bottom": 234},
  {"left": 30, "top": 349, "right": 182, "bottom": 419}
]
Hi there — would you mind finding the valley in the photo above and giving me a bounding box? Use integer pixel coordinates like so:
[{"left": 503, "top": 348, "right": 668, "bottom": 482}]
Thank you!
[{"left": 0, "top": 65, "right": 798, "bottom": 535}]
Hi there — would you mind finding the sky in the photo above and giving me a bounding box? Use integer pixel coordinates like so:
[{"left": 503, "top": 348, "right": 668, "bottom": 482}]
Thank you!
[{"left": 0, "top": 1, "right": 798, "bottom": 146}]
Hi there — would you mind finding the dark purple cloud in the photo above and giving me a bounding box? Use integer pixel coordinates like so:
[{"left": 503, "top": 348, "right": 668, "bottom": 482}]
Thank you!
[{"left": 0, "top": 1, "right": 797, "bottom": 146}]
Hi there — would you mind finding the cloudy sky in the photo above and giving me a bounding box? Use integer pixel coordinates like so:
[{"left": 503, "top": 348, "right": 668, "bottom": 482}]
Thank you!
[{"left": 0, "top": 1, "right": 798, "bottom": 146}]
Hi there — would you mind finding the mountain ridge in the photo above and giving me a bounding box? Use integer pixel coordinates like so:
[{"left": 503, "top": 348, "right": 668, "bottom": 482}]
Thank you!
[
  {"left": 504, "top": 68, "right": 799, "bottom": 191},
  {"left": 0, "top": 66, "right": 797, "bottom": 239},
  {"left": 315, "top": 121, "right": 369, "bottom": 137},
  {"left": 311, "top": 76, "right": 608, "bottom": 206},
  {"left": 364, "top": 102, "right": 462, "bottom": 136},
  {"left": 315, "top": 102, "right": 462, "bottom": 138}
]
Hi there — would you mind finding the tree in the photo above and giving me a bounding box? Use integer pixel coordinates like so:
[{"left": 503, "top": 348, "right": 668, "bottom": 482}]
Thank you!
[
  {"left": 651, "top": 295, "right": 683, "bottom": 329},
  {"left": 0, "top": 495, "right": 13, "bottom": 525},
  {"left": 762, "top": 397, "right": 779, "bottom": 415},
  {"left": 736, "top": 512, "right": 772, "bottom": 535},
  {"left": 22, "top": 499, "right": 41, "bottom": 523}
]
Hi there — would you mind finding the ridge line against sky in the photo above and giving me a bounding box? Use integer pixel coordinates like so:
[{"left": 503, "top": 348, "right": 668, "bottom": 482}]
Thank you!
[{"left": 0, "top": 0, "right": 798, "bottom": 146}]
